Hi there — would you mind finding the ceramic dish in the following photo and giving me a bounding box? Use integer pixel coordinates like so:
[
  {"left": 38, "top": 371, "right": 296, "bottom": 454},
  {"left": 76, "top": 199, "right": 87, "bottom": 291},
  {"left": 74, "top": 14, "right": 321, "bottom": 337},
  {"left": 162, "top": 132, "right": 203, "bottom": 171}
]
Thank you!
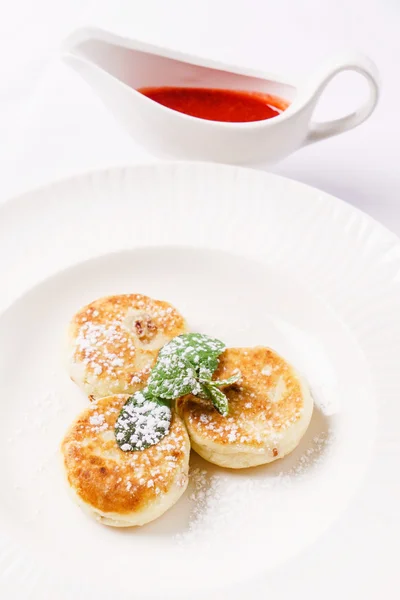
[
  {"left": 62, "top": 27, "right": 380, "bottom": 165},
  {"left": 0, "top": 163, "right": 398, "bottom": 599}
]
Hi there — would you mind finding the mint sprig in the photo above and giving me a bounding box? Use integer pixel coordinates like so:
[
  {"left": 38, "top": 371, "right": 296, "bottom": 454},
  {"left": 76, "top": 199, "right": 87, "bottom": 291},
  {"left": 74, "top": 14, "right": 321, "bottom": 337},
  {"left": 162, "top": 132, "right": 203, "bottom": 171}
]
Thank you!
[
  {"left": 116, "top": 333, "right": 240, "bottom": 451},
  {"left": 147, "top": 333, "right": 240, "bottom": 416}
]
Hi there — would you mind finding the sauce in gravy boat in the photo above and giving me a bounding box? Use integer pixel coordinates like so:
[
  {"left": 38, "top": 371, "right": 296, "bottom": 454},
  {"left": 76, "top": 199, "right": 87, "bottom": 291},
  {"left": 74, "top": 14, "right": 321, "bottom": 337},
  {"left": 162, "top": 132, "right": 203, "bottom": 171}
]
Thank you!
[{"left": 62, "top": 27, "right": 380, "bottom": 166}]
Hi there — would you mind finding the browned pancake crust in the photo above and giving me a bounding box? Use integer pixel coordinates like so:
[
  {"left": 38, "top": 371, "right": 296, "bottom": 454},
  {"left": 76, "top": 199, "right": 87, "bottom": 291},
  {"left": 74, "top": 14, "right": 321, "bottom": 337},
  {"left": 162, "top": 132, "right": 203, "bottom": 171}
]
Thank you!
[
  {"left": 178, "top": 347, "right": 304, "bottom": 448},
  {"left": 69, "top": 294, "right": 187, "bottom": 397},
  {"left": 61, "top": 395, "right": 189, "bottom": 514}
]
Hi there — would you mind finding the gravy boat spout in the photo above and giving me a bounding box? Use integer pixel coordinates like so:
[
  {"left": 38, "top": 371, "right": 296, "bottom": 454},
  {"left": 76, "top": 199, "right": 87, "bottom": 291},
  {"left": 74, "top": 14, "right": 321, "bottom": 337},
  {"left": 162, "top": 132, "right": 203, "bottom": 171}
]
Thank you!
[{"left": 62, "top": 27, "right": 380, "bottom": 166}]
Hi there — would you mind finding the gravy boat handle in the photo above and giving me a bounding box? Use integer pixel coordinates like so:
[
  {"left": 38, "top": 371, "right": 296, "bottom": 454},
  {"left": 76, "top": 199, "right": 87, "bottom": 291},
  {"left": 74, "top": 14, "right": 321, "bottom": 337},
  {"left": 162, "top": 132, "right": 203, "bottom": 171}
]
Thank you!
[{"left": 301, "top": 52, "right": 380, "bottom": 145}]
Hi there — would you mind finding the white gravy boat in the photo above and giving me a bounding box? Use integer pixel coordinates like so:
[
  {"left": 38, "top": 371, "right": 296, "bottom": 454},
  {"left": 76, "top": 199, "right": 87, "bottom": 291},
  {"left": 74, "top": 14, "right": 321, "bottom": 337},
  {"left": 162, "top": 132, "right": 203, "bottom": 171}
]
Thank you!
[{"left": 62, "top": 27, "right": 380, "bottom": 166}]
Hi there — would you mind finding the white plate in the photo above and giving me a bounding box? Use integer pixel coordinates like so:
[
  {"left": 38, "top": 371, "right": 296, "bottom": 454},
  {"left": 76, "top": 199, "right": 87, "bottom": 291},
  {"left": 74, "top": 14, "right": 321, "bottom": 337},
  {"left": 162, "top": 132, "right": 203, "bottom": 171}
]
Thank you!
[{"left": 0, "top": 163, "right": 399, "bottom": 600}]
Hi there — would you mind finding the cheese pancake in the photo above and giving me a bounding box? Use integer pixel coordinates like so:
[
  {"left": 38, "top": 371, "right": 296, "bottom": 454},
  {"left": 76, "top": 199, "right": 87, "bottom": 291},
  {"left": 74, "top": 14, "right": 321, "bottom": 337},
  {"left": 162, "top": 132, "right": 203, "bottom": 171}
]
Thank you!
[
  {"left": 68, "top": 294, "right": 187, "bottom": 399},
  {"left": 61, "top": 394, "right": 190, "bottom": 527},
  {"left": 177, "top": 347, "right": 313, "bottom": 468}
]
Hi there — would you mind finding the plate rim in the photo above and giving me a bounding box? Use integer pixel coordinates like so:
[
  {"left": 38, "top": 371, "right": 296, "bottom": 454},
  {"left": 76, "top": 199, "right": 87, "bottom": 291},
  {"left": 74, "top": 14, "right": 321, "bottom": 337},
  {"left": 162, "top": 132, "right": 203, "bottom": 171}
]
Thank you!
[{"left": 2, "top": 160, "right": 400, "bottom": 252}]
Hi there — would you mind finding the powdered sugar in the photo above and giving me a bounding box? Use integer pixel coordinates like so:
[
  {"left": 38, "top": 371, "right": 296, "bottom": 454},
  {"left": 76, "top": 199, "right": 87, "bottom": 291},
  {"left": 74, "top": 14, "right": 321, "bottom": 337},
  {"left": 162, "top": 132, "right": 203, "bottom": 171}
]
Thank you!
[
  {"left": 175, "top": 429, "right": 333, "bottom": 547},
  {"left": 70, "top": 295, "right": 186, "bottom": 394},
  {"left": 89, "top": 413, "right": 105, "bottom": 426},
  {"left": 76, "top": 321, "right": 135, "bottom": 375}
]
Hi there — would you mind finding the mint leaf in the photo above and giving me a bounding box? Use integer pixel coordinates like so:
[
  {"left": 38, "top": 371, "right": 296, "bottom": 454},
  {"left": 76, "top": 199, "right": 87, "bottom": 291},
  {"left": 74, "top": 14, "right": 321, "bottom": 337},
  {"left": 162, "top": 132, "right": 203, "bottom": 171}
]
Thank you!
[
  {"left": 158, "top": 333, "right": 225, "bottom": 368},
  {"left": 198, "top": 360, "right": 218, "bottom": 380},
  {"left": 201, "top": 382, "right": 229, "bottom": 416},
  {"left": 146, "top": 354, "right": 198, "bottom": 400},
  {"left": 115, "top": 390, "right": 171, "bottom": 452},
  {"left": 212, "top": 373, "right": 241, "bottom": 388},
  {"left": 147, "top": 333, "right": 226, "bottom": 401}
]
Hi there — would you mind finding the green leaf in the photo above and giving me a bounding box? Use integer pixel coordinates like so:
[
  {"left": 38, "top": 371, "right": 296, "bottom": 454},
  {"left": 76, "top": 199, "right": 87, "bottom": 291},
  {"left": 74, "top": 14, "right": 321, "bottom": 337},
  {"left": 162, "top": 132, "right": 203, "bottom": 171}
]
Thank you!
[
  {"left": 213, "top": 372, "right": 241, "bottom": 388},
  {"left": 158, "top": 333, "right": 225, "bottom": 369},
  {"left": 196, "top": 382, "right": 214, "bottom": 400},
  {"left": 115, "top": 390, "right": 171, "bottom": 452},
  {"left": 198, "top": 358, "right": 218, "bottom": 381},
  {"left": 146, "top": 354, "right": 198, "bottom": 400},
  {"left": 201, "top": 382, "right": 229, "bottom": 416},
  {"left": 147, "top": 333, "right": 226, "bottom": 400}
]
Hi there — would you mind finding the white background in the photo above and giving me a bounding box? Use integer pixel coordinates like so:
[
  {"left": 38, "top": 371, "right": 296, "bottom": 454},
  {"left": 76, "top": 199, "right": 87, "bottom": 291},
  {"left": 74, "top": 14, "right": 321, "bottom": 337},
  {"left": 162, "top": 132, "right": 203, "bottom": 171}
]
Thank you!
[{"left": 0, "top": 0, "right": 399, "bottom": 233}]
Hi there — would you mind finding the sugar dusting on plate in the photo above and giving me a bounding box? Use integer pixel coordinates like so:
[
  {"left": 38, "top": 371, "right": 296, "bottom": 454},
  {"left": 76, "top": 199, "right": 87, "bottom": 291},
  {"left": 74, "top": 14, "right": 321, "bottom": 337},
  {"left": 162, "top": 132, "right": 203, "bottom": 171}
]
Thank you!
[{"left": 175, "top": 430, "right": 333, "bottom": 546}]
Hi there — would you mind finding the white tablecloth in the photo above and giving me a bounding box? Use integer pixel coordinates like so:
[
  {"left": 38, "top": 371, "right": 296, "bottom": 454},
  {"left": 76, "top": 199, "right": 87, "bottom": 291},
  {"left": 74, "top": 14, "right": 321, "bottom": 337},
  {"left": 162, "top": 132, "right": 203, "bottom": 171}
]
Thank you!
[{"left": 1, "top": 0, "right": 399, "bottom": 233}]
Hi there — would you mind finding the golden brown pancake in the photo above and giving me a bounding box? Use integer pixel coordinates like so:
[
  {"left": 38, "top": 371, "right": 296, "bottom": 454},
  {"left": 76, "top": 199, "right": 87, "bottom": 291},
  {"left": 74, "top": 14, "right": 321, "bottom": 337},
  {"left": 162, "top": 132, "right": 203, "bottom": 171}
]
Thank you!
[
  {"left": 61, "top": 394, "right": 190, "bottom": 526},
  {"left": 177, "top": 347, "right": 313, "bottom": 468},
  {"left": 68, "top": 294, "right": 187, "bottom": 399}
]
